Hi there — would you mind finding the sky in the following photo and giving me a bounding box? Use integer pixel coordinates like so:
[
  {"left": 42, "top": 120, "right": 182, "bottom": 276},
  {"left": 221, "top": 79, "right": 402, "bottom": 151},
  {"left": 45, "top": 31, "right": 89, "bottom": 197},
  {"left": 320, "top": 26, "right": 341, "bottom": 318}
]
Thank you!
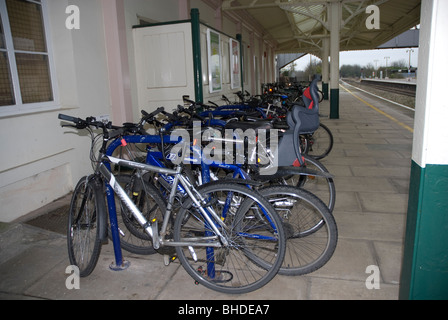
[{"left": 293, "top": 47, "right": 419, "bottom": 71}]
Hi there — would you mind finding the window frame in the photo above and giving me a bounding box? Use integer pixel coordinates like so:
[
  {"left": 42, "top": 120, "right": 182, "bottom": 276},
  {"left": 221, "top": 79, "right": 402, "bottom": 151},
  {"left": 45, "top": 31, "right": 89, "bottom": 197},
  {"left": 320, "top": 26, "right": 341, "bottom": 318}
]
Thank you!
[{"left": 0, "top": 0, "right": 59, "bottom": 118}]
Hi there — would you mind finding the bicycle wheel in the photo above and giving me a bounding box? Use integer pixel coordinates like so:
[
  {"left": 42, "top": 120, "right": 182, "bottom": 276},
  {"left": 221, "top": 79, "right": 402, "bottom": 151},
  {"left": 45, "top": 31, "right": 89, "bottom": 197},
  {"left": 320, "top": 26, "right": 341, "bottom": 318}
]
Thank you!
[
  {"left": 318, "top": 89, "right": 324, "bottom": 103},
  {"left": 111, "top": 174, "right": 167, "bottom": 255},
  {"left": 274, "top": 155, "right": 336, "bottom": 212},
  {"left": 307, "top": 123, "right": 334, "bottom": 160},
  {"left": 67, "top": 176, "right": 104, "bottom": 277},
  {"left": 173, "top": 181, "right": 285, "bottom": 294},
  {"left": 259, "top": 185, "right": 338, "bottom": 276}
]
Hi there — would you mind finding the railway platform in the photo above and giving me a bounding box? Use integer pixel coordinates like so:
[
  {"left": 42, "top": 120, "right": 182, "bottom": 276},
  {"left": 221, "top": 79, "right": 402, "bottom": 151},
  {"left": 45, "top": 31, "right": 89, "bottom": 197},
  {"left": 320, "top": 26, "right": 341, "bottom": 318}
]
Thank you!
[{"left": 0, "top": 84, "right": 414, "bottom": 300}]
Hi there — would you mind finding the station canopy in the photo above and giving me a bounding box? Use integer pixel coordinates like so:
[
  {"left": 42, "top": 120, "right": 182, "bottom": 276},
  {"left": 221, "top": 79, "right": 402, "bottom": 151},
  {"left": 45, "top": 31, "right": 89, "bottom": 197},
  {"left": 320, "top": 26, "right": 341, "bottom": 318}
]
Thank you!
[{"left": 222, "top": 0, "right": 421, "bottom": 55}]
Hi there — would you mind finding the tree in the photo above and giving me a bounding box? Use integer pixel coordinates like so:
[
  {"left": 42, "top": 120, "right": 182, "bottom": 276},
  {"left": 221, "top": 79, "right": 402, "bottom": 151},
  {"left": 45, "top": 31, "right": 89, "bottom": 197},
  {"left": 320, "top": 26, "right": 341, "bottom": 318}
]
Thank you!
[
  {"left": 339, "top": 59, "right": 408, "bottom": 79},
  {"left": 304, "top": 59, "right": 322, "bottom": 80},
  {"left": 340, "top": 64, "right": 362, "bottom": 78}
]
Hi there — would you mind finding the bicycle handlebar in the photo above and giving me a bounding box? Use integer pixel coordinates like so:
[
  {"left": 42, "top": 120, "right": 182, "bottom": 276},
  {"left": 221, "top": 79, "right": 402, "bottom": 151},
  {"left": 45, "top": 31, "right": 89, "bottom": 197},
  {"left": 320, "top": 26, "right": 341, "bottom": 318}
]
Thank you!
[
  {"left": 177, "top": 105, "right": 206, "bottom": 122},
  {"left": 58, "top": 113, "right": 106, "bottom": 129},
  {"left": 58, "top": 113, "right": 127, "bottom": 139},
  {"left": 58, "top": 113, "right": 81, "bottom": 123},
  {"left": 141, "top": 106, "right": 164, "bottom": 119}
]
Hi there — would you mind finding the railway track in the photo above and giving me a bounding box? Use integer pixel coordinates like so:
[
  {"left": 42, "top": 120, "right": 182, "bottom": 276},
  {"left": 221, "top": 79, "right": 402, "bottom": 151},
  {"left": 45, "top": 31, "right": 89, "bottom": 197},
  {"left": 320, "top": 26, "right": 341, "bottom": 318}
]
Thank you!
[{"left": 359, "top": 79, "right": 416, "bottom": 97}]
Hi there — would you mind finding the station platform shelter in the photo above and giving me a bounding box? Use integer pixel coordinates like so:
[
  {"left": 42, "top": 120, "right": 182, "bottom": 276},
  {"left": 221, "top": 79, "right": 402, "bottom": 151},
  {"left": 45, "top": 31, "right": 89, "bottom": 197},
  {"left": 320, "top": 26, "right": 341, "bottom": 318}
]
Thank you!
[{"left": 0, "top": 0, "right": 447, "bottom": 300}]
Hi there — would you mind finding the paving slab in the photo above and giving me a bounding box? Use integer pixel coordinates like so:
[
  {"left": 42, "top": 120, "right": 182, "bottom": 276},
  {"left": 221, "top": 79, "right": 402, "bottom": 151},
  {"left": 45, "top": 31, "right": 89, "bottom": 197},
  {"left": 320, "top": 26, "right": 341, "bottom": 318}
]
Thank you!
[
  {"left": 310, "top": 239, "right": 377, "bottom": 282},
  {"left": 333, "top": 176, "right": 397, "bottom": 193},
  {"left": 357, "top": 192, "right": 408, "bottom": 214},
  {"left": 332, "top": 192, "right": 362, "bottom": 212},
  {"left": 0, "top": 235, "right": 66, "bottom": 295},
  {"left": 351, "top": 166, "right": 411, "bottom": 178},
  {"left": 308, "top": 277, "right": 399, "bottom": 300},
  {"left": 334, "top": 211, "right": 406, "bottom": 242},
  {"left": 155, "top": 265, "right": 309, "bottom": 300},
  {"left": 373, "top": 241, "right": 403, "bottom": 285},
  {"left": 25, "top": 250, "right": 181, "bottom": 300}
]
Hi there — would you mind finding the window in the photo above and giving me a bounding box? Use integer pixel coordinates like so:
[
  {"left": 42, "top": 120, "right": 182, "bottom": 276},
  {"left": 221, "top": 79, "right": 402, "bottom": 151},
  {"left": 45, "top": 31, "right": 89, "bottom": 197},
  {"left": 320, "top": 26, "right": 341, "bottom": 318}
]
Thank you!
[{"left": 0, "top": 0, "right": 57, "bottom": 115}]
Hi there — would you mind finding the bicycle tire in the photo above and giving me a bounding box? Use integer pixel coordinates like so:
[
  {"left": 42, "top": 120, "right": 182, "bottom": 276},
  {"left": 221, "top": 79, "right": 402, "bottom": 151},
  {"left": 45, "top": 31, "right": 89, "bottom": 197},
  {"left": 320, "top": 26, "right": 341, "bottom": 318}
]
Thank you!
[
  {"left": 173, "top": 181, "right": 286, "bottom": 294},
  {"left": 307, "top": 123, "right": 334, "bottom": 160},
  {"left": 259, "top": 185, "right": 338, "bottom": 276},
  {"left": 67, "top": 176, "right": 104, "bottom": 277},
  {"left": 274, "top": 155, "right": 336, "bottom": 212},
  {"left": 318, "top": 89, "right": 324, "bottom": 103}
]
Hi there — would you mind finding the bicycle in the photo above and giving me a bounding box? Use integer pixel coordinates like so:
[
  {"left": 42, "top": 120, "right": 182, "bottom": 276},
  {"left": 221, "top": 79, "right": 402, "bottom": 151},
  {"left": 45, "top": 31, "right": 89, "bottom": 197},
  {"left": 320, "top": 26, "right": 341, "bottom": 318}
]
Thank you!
[
  {"left": 59, "top": 113, "right": 286, "bottom": 294},
  {"left": 107, "top": 128, "right": 338, "bottom": 277},
  {"left": 101, "top": 109, "right": 337, "bottom": 276}
]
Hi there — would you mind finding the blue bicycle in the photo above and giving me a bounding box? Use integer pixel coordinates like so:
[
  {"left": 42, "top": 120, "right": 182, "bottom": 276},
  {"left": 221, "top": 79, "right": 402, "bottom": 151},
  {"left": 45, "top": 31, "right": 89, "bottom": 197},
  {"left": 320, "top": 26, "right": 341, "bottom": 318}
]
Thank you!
[{"left": 106, "top": 110, "right": 337, "bottom": 277}]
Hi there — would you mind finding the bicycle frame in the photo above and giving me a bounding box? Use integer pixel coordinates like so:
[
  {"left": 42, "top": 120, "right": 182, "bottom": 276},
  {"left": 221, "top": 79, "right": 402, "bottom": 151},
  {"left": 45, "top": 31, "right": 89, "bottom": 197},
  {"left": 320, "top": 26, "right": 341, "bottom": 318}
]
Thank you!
[
  {"left": 104, "top": 136, "right": 285, "bottom": 274},
  {"left": 106, "top": 132, "right": 329, "bottom": 231},
  {"left": 102, "top": 155, "right": 226, "bottom": 242}
]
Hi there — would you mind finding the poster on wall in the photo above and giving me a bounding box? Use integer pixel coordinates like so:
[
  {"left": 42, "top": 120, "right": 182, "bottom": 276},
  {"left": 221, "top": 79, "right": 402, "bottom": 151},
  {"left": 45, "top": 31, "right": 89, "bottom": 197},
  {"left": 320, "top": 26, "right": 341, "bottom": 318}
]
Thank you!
[
  {"left": 207, "top": 29, "right": 222, "bottom": 93},
  {"left": 230, "top": 38, "right": 241, "bottom": 89}
]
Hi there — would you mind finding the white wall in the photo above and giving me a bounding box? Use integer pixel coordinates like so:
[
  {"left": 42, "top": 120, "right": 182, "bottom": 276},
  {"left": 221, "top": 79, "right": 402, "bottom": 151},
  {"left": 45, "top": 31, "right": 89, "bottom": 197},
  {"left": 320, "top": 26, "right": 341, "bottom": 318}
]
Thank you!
[
  {"left": 0, "top": 0, "right": 277, "bottom": 222},
  {"left": 0, "top": 0, "right": 112, "bottom": 222}
]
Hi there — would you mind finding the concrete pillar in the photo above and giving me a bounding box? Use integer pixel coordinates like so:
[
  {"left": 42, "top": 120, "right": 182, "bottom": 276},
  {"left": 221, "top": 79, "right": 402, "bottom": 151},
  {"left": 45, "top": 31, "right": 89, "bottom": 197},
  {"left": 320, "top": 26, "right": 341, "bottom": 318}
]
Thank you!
[
  {"left": 322, "top": 37, "right": 330, "bottom": 100},
  {"left": 101, "top": 0, "right": 133, "bottom": 123},
  {"left": 329, "top": 1, "right": 340, "bottom": 119},
  {"left": 399, "top": 0, "right": 448, "bottom": 300},
  {"left": 215, "top": 5, "right": 223, "bottom": 31},
  {"left": 178, "top": 0, "right": 190, "bottom": 20}
]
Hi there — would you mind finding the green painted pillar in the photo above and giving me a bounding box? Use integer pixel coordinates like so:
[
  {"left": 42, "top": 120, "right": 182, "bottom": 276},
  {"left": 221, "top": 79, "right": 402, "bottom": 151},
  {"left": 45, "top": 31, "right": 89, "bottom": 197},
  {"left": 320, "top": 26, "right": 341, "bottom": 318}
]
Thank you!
[
  {"left": 329, "top": 88, "right": 339, "bottom": 119},
  {"left": 399, "top": 0, "right": 448, "bottom": 300},
  {"left": 191, "top": 8, "right": 203, "bottom": 103},
  {"left": 400, "top": 163, "right": 448, "bottom": 299},
  {"left": 323, "top": 82, "right": 329, "bottom": 100}
]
